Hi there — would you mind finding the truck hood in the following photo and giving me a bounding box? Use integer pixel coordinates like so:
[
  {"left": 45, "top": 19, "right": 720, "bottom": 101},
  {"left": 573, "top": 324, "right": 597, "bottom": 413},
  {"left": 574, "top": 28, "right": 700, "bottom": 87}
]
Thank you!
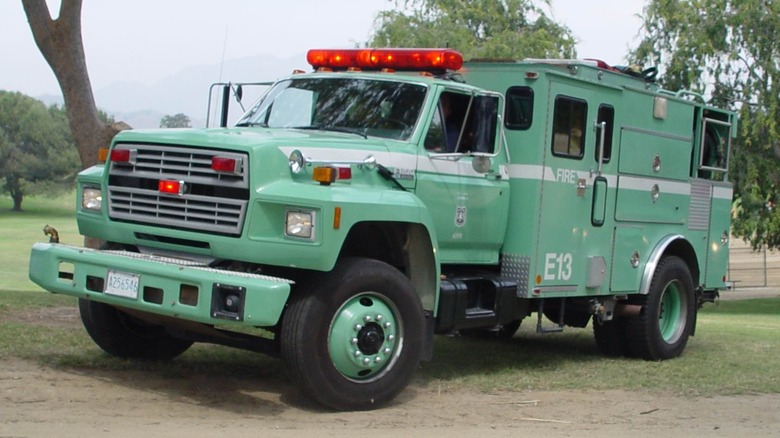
[{"left": 112, "top": 127, "right": 398, "bottom": 154}]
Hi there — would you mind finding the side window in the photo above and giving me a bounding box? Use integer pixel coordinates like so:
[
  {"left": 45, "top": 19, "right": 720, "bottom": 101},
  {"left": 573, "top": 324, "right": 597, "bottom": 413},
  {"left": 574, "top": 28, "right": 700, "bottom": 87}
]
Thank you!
[
  {"left": 594, "top": 104, "right": 614, "bottom": 163},
  {"left": 552, "top": 96, "right": 587, "bottom": 158},
  {"left": 698, "top": 116, "right": 731, "bottom": 181},
  {"left": 460, "top": 95, "right": 499, "bottom": 154},
  {"left": 424, "top": 104, "right": 445, "bottom": 151},
  {"left": 505, "top": 86, "right": 534, "bottom": 130},
  {"left": 424, "top": 91, "right": 468, "bottom": 153}
]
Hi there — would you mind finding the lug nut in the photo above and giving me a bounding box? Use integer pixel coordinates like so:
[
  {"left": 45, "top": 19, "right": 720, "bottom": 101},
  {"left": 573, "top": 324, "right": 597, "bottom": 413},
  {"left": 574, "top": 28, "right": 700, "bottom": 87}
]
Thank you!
[
  {"left": 374, "top": 357, "right": 382, "bottom": 363},
  {"left": 376, "top": 314, "right": 383, "bottom": 321},
  {"left": 354, "top": 324, "right": 363, "bottom": 332},
  {"left": 387, "top": 335, "right": 395, "bottom": 342},
  {"left": 363, "top": 357, "right": 371, "bottom": 365},
  {"left": 364, "top": 315, "right": 373, "bottom": 322},
  {"left": 384, "top": 322, "right": 392, "bottom": 329},
  {"left": 383, "top": 347, "right": 392, "bottom": 354},
  {"left": 351, "top": 337, "right": 358, "bottom": 345},
  {"left": 354, "top": 350, "right": 362, "bottom": 358}
]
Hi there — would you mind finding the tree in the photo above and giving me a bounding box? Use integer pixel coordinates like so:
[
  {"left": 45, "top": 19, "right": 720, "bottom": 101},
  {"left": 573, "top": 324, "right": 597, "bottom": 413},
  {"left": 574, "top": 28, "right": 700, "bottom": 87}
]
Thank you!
[
  {"left": 632, "top": 0, "right": 780, "bottom": 249},
  {"left": 160, "top": 113, "right": 192, "bottom": 128},
  {"left": 368, "top": 0, "right": 576, "bottom": 60},
  {"left": 22, "top": 0, "right": 126, "bottom": 170},
  {"left": 0, "top": 91, "right": 80, "bottom": 211}
]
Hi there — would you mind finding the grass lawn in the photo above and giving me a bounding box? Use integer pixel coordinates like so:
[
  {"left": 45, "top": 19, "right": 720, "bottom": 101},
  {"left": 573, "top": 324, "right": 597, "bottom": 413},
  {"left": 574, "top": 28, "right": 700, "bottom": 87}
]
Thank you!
[
  {"left": 0, "top": 192, "right": 80, "bottom": 292},
  {"left": 2, "top": 192, "right": 779, "bottom": 396}
]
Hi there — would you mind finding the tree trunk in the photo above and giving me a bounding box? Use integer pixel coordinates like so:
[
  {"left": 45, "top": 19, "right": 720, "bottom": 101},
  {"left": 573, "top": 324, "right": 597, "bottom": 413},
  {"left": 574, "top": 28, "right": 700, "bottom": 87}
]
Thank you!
[
  {"left": 23, "top": 0, "right": 121, "bottom": 249},
  {"left": 22, "top": 0, "right": 122, "bottom": 169},
  {"left": 11, "top": 190, "right": 23, "bottom": 212}
]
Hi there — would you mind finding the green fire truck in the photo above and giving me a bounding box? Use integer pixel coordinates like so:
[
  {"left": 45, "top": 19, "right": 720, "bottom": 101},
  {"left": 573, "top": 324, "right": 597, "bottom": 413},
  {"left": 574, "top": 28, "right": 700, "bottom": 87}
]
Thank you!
[{"left": 29, "top": 48, "right": 736, "bottom": 410}]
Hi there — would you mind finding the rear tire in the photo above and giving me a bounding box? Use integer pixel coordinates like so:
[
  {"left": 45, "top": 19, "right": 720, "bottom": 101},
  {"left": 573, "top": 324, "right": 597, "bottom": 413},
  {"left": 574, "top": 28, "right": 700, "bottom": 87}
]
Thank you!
[
  {"left": 281, "top": 258, "right": 425, "bottom": 411},
  {"left": 78, "top": 299, "right": 192, "bottom": 360},
  {"left": 627, "top": 256, "right": 696, "bottom": 360}
]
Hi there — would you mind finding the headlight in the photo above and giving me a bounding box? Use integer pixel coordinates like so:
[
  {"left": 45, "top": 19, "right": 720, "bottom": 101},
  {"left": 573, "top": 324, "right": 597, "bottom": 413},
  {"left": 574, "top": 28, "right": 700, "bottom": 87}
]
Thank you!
[
  {"left": 81, "top": 188, "right": 102, "bottom": 211},
  {"left": 285, "top": 210, "right": 315, "bottom": 239}
]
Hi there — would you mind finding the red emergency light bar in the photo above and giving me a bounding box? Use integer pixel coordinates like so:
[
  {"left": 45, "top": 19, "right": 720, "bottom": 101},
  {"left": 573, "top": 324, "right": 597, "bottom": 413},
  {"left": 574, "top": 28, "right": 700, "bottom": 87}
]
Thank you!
[{"left": 307, "top": 48, "right": 463, "bottom": 72}]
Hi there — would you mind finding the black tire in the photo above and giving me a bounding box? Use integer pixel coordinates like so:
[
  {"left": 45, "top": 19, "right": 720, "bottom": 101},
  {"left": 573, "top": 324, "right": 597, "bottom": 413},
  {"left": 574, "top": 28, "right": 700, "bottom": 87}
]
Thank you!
[
  {"left": 78, "top": 299, "right": 193, "bottom": 360},
  {"left": 593, "top": 316, "right": 630, "bottom": 357},
  {"left": 627, "top": 256, "right": 696, "bottom": 360},
  {"left": 281, "top": 258, "right": 425, "bottom": 411}
]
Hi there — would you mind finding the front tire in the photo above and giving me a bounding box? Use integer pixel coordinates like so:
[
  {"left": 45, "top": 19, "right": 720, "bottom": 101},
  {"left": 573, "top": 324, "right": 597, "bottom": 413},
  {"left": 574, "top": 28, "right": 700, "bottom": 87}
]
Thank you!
[
  {"left": 78, "top": 299, "right": 193, "bottom": 360},
  {"left": 627, "top": 256, "right": 696, "bottom": 360},
  {"left": 281, "top": 258, "right": 425, "bottom": 411}
]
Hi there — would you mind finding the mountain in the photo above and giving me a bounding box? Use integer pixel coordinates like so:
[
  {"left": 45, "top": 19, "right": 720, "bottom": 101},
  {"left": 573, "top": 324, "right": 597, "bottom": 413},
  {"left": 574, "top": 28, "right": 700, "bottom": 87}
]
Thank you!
[{"left": 37, "top": 53, "right": 307, "bottom": 129}]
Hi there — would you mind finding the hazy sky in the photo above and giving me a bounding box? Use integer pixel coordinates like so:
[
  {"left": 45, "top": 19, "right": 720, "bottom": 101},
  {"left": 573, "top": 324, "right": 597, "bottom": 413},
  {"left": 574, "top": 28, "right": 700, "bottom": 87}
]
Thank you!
[{"left": 1, "top": 0, "right": 646, "bottom": 97}]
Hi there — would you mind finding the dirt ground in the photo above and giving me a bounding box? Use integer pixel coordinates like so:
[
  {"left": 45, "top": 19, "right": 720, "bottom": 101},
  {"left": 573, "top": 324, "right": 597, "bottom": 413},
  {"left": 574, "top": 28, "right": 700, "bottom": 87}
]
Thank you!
[{"left": 2, "top": 291, "right": 779, "bottom": 438}]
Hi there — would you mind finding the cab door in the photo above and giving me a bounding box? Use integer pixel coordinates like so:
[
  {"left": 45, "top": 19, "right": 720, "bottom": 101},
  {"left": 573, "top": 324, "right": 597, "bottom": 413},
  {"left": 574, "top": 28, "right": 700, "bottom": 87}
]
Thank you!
[{"left": 414, "top": 88, "right": 510, "bottom": 264}]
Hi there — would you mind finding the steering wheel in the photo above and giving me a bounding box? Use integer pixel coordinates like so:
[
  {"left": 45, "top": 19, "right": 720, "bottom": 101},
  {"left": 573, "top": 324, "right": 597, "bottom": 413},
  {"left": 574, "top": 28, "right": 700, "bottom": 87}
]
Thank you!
[{"left": 381, "top": 119, "right": 410, "bottom": 130}]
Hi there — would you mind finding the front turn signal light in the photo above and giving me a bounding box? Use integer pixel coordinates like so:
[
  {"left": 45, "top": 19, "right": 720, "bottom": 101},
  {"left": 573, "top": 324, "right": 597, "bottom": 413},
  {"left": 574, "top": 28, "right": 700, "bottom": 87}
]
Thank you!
[{"left": 313, "top": 166, "right": 337, "bottom": 185}]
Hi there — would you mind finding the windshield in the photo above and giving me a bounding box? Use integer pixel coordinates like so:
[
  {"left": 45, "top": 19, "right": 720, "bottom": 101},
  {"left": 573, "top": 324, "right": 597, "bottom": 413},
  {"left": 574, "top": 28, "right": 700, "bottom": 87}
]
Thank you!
[{"left": 235, "top": 77, "right": 427, "bottom": 141}]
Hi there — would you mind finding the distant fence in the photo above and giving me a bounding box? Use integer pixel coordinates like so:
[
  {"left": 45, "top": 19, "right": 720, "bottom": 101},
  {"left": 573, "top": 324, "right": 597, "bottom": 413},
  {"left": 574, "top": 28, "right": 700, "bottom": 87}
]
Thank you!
[{"left": 727, "top": 242, "right": 780, "bottom": 289}]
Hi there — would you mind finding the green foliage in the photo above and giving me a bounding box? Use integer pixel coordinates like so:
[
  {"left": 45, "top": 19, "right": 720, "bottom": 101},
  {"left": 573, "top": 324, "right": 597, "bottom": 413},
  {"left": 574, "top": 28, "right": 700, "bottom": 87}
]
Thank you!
[
  {"left": 0, "top": 91, "right": 80, "bottom": 211},
  {"left": 368, "top": 0, "right": 576, "bottom": 60},
  {"left": 160, "top": 113, "right": 191, "bottom": 128},
  {"left": 633, "top": 0, "right": 780, "bottom": 249}
]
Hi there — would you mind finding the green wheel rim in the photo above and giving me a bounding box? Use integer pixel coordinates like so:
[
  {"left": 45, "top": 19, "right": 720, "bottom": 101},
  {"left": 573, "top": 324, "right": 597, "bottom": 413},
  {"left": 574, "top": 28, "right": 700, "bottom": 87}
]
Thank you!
[
  {"left": 658, "top": 280, "right": 685, "bottom": 343},
  {"left": 328, "top": 292, "right": 402, "bottom": 382}
]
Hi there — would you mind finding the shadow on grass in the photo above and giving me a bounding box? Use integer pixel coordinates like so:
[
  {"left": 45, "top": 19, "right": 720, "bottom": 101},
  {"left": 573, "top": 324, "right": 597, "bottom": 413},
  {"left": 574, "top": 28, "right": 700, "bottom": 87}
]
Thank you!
[
  {"left": 33, "top": 325, "right": 605, "bottom": 414},
  {"left": 16, "top": 299, "right": 778, "bottom": 413},
  {"left": 49, "top": 345, "right": 327, "bottom": 414},
  {"left": 421, "top": 329, "right": 601, "bottom": 381}
]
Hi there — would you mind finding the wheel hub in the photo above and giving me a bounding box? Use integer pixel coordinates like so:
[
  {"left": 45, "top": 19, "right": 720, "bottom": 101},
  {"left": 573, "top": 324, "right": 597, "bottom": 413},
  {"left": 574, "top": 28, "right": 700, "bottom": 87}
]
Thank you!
[
  {"left": 357, "top": 322, "right": 385, "bottom": 355},
  {"left": 328, "top": 293, "right": 400, "bottom": 381}
]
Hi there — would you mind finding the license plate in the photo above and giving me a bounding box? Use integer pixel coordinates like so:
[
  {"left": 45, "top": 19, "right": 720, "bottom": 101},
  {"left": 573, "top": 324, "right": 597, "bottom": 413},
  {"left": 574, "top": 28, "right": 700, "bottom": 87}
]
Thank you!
[{"left": 105, "top": 270, "right": 140, "bottom": 299}]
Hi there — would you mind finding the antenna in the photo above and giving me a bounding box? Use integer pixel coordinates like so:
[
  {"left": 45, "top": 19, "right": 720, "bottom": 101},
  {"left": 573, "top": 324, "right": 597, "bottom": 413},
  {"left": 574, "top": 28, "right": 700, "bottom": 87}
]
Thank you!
[
  {"left": 209, "top": 25, "right": 230, "bottom": 126},
  {"left": 218, "top": 25, "right": 229, "bottom": 83}
]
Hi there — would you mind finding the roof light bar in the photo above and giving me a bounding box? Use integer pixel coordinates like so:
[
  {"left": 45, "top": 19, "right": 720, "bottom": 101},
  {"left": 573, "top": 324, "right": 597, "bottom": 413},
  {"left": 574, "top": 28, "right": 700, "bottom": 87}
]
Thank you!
[{"left": 306, "top": 48, "right": 463, "bottom": 72}]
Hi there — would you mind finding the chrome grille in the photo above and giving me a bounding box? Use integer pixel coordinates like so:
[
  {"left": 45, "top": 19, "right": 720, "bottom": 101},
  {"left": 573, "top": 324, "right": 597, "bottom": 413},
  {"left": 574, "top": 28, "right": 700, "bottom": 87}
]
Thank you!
[
  {"left": 108, "top": 143, "right": 249, "bottom": 236},
  {"left": 109, "top": 144, "right": 247, "bottom": 187}
]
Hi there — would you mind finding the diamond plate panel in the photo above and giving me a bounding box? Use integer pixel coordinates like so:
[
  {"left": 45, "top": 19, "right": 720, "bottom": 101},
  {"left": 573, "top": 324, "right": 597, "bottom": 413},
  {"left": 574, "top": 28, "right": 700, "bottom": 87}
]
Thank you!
[{"left": 501, "top": 253, "right": 531, "bottom": 298}]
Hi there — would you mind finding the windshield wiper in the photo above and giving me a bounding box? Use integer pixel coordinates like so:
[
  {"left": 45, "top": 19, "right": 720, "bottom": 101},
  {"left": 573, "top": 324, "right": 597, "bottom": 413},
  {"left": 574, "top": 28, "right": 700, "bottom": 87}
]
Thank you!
[
  {"left": 375, "top": 164, "right": 407, "bottom": 191},
  {"left": 234, "top": 121, "right": 267, "bottom": 128},
  {"left": 293, "top": 125, "right": 368, "bottom": 139}
]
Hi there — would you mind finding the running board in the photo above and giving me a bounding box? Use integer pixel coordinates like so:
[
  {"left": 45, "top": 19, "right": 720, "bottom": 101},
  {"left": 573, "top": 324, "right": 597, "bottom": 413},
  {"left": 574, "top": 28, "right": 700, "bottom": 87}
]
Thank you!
[{"left": 536, "top": 298, "right": 565, "bottom": 334}]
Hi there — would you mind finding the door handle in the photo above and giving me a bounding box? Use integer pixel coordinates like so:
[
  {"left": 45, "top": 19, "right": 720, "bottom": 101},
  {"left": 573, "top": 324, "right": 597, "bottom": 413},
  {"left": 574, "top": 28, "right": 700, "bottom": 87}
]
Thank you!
[{"left": 576, "top": 178, "right": 587, "bottom": 196}]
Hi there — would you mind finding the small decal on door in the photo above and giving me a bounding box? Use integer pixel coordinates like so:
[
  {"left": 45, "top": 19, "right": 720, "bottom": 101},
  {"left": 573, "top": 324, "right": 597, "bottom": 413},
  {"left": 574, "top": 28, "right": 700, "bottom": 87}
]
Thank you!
[{"left": 455, "top": 206, "right": 467, "bottom": 227}]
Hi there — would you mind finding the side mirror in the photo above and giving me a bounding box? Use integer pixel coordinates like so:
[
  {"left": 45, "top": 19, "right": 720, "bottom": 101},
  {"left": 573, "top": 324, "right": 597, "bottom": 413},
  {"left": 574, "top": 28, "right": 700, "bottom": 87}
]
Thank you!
[{"left": 472, "top": 155, "right": 492, "bottom": 174}]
